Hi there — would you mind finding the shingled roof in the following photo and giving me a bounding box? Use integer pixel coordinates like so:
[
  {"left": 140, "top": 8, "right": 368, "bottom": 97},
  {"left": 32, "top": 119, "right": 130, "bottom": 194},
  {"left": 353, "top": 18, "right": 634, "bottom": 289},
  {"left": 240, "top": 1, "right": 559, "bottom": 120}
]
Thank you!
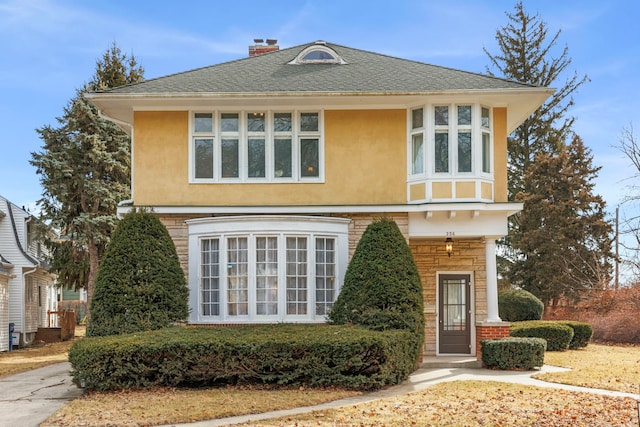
[{"left": 103, "top": 41, "right": 538, "bottom": 95}]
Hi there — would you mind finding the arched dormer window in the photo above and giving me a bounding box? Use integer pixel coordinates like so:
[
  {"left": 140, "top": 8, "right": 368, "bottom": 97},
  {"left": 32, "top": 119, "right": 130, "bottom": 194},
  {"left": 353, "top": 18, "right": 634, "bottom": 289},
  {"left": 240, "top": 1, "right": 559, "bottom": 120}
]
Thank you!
[{"left": 289, "top": 42, "right": 346, "bottom": 65}]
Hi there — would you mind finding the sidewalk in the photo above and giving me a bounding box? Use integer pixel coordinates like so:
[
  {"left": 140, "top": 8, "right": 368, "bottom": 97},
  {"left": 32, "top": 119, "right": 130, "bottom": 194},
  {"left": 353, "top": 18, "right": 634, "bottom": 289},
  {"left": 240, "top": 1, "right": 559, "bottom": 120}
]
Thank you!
[
  {"left": 0, "top": 362, "right": 82, "bottom": 427},
  {"left": 159, "top": 364, "right": 640, "bottom": 427}
]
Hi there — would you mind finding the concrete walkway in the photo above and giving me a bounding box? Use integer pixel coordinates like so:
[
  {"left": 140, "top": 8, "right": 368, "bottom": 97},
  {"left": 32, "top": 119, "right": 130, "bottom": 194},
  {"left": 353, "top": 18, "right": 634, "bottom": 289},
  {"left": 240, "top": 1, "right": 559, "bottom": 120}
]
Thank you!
[
  {"left": 1, "top": 362, "right": 638, "bottom": 427},
  {"left": 0, "top": 362, "right": 82, "bottom": 427}
]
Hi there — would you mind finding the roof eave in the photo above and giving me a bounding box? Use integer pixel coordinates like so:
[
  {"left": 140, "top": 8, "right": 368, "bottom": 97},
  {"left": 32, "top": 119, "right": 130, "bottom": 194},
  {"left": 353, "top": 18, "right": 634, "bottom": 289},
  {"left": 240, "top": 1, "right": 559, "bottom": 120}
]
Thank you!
[{"left": 88, "top": 87, "right": 553, "bottom": 132}]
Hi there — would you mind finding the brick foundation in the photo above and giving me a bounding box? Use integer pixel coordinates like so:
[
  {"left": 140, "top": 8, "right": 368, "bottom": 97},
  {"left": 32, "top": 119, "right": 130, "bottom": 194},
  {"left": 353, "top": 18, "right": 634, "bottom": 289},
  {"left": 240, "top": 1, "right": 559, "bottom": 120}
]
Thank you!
[{"left": 476, "top": 322, "right": 510, "bottom": 358}]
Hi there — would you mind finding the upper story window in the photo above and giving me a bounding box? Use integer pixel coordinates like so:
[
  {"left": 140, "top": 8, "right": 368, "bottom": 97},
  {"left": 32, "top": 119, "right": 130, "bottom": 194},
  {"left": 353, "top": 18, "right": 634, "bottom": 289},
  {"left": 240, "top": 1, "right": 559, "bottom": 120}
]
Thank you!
[
  {"left": 409, "top": 104, "right": 492, "bottom": 178},
  {"left": 192, "top": 111, "right": 322, "bottom": 183},
  {"left": 288, "top": 42, "right": 346, "bottom": 65}
]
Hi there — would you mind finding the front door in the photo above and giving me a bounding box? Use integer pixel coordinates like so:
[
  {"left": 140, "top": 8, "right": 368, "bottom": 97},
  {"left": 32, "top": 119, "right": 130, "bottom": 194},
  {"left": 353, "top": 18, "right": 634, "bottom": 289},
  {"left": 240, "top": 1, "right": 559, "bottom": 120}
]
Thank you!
[{"left": 438, "top": 274, "right": 471, "bottom": 354}]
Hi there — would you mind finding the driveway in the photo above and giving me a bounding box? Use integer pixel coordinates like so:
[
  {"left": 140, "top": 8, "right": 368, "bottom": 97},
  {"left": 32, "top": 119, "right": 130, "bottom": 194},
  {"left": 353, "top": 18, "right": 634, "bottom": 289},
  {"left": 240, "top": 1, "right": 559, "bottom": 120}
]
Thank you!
[{"left": 0, "top": 362, "right": 82, "bottom": 427}]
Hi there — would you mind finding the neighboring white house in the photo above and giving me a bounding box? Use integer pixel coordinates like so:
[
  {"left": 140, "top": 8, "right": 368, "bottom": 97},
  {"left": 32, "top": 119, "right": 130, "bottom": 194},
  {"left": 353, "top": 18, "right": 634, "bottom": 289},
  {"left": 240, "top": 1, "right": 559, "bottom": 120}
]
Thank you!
[
  {"left": 0, "top": 253, "right": 11, "bottom": 352},
  {"left": 0, "top": 195, "right": 57, "bottom": 348}
]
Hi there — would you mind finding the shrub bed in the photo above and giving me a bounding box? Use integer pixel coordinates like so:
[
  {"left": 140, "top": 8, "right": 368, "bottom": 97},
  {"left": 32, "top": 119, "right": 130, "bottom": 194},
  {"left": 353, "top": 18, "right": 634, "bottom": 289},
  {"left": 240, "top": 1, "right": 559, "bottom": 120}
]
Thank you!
[
  {"left": 69, "top": 324, "right": 416, "bottom": 392},
  {"left": 481, "top": 337, "right": 546, "bottom": 370},
  {"left": 510, "top": 320, "right": 574, "bottom": 351}
]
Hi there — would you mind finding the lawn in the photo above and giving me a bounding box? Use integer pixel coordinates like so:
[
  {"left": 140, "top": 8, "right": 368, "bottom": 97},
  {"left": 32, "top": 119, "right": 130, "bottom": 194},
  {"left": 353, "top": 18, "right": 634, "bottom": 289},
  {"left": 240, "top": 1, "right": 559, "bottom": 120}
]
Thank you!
[
  {"left": 36, "top": 342, "right": 640, "bottom": 427},
  {"left": 0, "top": 338, "right": 77, "bottom": 378}
]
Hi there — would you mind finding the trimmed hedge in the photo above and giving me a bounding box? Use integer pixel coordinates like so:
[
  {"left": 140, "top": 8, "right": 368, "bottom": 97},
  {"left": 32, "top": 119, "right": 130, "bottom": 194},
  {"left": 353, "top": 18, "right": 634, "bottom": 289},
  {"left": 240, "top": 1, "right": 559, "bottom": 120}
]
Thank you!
[
  {"left": 498, "top": 289, "right": 544, "bottom": 322},
  {"left": 559, "top": 321, "right": 593, "bottom": 349},
  {"left": 69, "top": 324, "right": 416, "bottom": 392},
  {"left": 481, "top": 337, "right": 546, "bottom": 370},
  {"left": 510, "top": 320, "right": 574, "bottom": 351}
]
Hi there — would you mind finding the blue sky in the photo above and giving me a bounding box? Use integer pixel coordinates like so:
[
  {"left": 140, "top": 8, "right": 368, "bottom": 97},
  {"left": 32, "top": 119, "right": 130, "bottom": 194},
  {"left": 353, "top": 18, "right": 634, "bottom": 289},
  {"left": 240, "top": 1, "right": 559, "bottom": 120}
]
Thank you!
[{"left": 1, "top": 0, "right": 639, "bottom": 221}]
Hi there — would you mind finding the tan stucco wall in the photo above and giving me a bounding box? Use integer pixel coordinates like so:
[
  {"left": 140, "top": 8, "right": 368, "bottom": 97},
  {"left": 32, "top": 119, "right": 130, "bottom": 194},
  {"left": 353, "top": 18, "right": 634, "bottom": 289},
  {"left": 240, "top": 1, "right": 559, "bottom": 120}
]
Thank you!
[
  {"left": 493, "top": 108, "right": 508, "bottom": 202},
  {"left": 455, "top": 181, "right": 475, "bottom": 199},
  {"left": 133, "top": 110, "right": 407, "bottom": 207},
  {"left": 409, "top": 238, "right": 487, "bottom": 356}
]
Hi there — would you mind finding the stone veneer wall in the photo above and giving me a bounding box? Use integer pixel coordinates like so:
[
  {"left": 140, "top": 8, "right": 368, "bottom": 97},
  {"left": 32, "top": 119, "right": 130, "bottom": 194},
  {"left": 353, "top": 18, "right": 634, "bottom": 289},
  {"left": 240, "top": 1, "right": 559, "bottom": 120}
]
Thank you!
[
  {"left": 158, "top": 214, "right": 209, "bottom": 281},
  {"left": 409, "top": 238, "right": 487, "bottom": 356},
  {"left": 158, "top": 212, "right": 495, "bottom": 357}
]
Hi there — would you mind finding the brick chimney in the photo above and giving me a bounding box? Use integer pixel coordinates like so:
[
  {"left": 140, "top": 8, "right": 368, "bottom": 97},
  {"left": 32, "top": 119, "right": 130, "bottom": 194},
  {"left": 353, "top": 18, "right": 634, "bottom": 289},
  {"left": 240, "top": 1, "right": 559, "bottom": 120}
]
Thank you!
[{"left": 249, "top": 38, "right": 279, "bottom": 57}]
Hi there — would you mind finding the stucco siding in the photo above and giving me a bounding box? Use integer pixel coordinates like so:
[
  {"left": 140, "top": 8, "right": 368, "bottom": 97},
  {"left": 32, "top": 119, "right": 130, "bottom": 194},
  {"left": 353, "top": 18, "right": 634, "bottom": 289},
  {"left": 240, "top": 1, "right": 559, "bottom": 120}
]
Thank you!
[{"left": 133, "top": 109, "right": 407, "bottom": 207}]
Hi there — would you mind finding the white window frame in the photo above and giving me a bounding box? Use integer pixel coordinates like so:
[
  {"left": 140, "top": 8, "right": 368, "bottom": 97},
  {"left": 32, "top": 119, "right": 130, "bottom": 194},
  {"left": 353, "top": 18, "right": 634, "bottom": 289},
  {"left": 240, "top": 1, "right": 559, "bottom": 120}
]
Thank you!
[
  {"left": 190, "top": 110, "right": 324, "bottom": 184},
  {"left": 187, "top": 216, "right": 349, "bottom": 324},
  {"left": 407, "top": 103, "right": 493, "bottom": 180}
]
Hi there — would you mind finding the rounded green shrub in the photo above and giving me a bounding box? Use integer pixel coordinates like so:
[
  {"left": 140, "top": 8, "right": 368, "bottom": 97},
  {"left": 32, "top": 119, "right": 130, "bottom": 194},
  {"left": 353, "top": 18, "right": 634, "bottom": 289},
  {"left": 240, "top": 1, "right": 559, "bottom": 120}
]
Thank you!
[
  {"left": 87, "top": 211, "right": 189, "bottom": 337},
  {"left": 328, "top": 217, "right": 424, "bottom": 361},
  {"left": 510, "top": 320, "right": 574, "bottom": 351},
  {"left": 499, "top": 289, "right": 544, "bottom": 321},
  {"left": 559, "top": 321, "right": 593, "bottom": 349}
]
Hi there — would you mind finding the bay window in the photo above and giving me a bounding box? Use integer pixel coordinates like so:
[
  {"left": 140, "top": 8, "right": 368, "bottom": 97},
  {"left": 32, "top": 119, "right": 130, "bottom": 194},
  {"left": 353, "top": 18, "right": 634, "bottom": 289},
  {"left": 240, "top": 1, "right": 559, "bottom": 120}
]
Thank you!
[
  {"left": 191, "top": 111, "right": 322, "bottom": 182},
  {"left": 188, "top": 216, "right": 349, "bottom": 323},
  {"left": 408, "top": 104, "right": 492, "bottom": 178}
]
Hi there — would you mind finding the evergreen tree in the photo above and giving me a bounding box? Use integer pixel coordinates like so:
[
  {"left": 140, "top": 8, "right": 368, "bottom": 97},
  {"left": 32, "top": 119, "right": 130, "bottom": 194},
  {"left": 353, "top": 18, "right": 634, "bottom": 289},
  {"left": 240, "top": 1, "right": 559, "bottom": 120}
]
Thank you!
[
  {"left": 31, "top": 43, "right": 144, "bottom": 306},
  {"left": 485, "top": 2, "right": 590, "bottom": 288},
  {"left": 329, "top": 218, "right": 424, "bottom": 361},
  {"left": 88, "top": 211, "right": 189, "bottom": 337},
  {"left": 484, "top": 1, "right": 588, "bottom": 200},
  {"left": 511, "top": 135, "right": 613, "bottom": 304}
]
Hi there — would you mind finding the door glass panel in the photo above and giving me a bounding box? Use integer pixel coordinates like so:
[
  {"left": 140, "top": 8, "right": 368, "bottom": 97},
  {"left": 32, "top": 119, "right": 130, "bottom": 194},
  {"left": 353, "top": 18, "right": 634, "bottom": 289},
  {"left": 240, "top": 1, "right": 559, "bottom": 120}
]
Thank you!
[{"left": 442, "top": 278, "right": 467, "bottom": 331}]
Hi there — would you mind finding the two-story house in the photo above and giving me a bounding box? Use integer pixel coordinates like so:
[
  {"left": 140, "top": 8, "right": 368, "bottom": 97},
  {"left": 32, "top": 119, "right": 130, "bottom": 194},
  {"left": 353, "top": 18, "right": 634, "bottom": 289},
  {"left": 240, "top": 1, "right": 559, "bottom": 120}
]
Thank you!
[
  {"left": 0, "top": 195, "right": 57, "bottom": 349},
  {"left": 88, "top": 41, "right": 551, "bottom": 359}
]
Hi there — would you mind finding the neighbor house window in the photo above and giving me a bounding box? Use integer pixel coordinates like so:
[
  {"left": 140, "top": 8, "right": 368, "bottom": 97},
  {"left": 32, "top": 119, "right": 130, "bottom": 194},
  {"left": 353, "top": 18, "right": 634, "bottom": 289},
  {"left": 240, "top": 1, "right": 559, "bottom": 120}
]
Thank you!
[
  {"left": 188, "top": 216, "right": 349, "bottom": 323},
  {"left": 191, "top": 111, "right": 323, "bottom": 182}
]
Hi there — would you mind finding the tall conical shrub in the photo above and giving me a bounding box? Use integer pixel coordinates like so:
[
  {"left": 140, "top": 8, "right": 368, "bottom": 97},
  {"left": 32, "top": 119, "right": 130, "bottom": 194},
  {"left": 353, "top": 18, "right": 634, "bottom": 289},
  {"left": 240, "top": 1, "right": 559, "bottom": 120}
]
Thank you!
[
  {"left": 87, "top": 211, "right": 188, "bottom": 336},
  {"left": 329, "top": 217, "right": 424, "bottom": 352}
]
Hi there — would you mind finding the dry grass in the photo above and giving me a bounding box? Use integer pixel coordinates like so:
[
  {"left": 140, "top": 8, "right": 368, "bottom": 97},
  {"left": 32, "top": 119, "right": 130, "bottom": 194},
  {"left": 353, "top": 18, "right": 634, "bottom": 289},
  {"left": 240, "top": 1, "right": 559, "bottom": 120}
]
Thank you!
[
  {"left": 237, "top": 381, "right": 637, "bottom": 427},
  {"left": 535, "top": 343, "right": 640, "bottom": 393},
  {"left": 31, "top": 341, "right": 640, "bottom": 426},
  {"left": 41, "top": 386, "right": 360, "bottom": 427},
  {"left": 0, "top": 325, "right": 85, "bottom": 378}
]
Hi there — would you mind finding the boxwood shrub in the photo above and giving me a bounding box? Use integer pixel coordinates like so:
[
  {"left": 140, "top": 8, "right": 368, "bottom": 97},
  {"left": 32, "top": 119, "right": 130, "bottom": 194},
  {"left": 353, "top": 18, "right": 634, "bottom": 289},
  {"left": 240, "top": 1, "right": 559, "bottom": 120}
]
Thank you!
[
  {"left": 558, "top": 321, "right": 593, "bottom": 349},
  {"left": 481, "top": 337, "right": 546, "bottom": 370},
  {"left": 69, "top": 324, "right": 416, "bottom": 392},
  {"left": 510, "top": 320, "right": 574, "bottom": 351},
  {"left": 498, "top": 289, "right": 544, "bottom": 322}
]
